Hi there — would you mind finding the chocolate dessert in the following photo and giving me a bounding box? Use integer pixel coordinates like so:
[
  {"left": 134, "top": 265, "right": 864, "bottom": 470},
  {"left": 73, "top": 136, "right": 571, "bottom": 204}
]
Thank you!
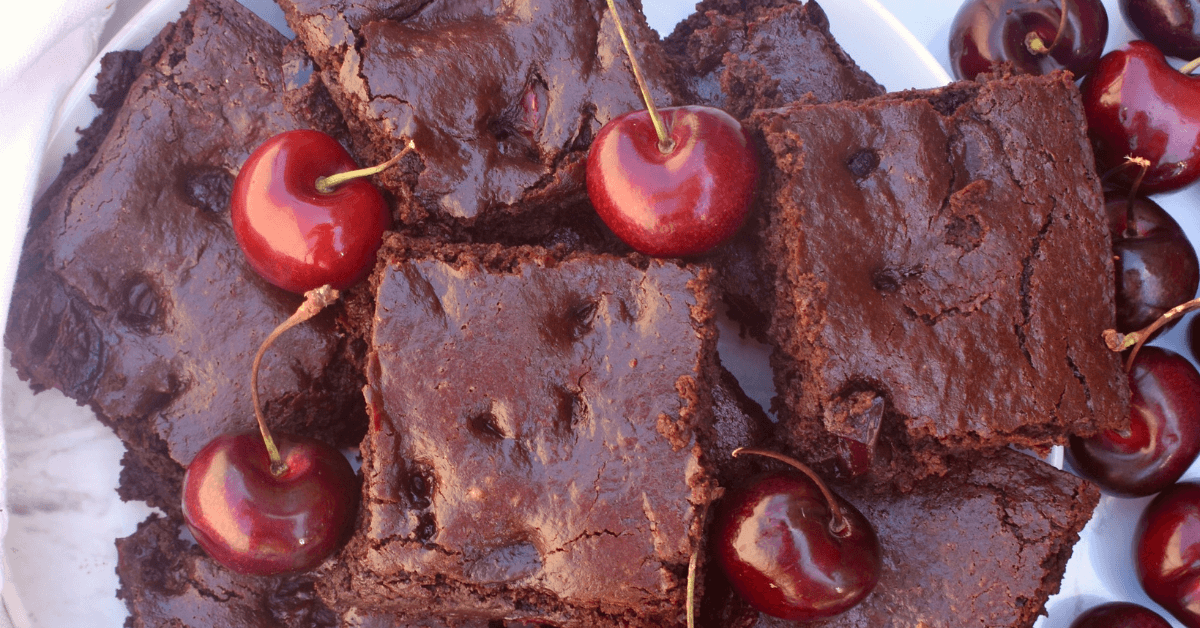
[
  {"left": 4, "top": 0, "right": 365, "bottom": 515},
  {"left": 277, "top": 0, "right": 681, "bottom": 237},
  {"left": 316, "top": 235, "right": 723, "bottom": 626},
  {"left": 748, "top": 72, "right": 1128, "bottom": 484},
  {"left": 5, "top": 0, "right": 1124, "bottom": 626},
  {"left": 701, "top": 448, "right": 1101, "bottom": 628},
  {"left": 665, "top": 0, "right": 885, "bottom": 118}
]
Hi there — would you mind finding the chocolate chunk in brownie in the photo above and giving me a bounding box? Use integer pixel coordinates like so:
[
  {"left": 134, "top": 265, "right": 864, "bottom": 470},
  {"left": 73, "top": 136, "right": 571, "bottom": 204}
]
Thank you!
[
  {"left": 747, "top": 72, "right": 1128, "bottom": 484},
  {"left": 665, "top": 0, "right": 884, "bottom": 119},
  {"left": 316, "top": 235, "right": 724, "bottom": 626},
  {"left": 277, "top": 0, "right": 681, "bottom": 236},
  {"left": 701, "top": 448, "right": 1100, "bottom": 628},
  {"left": 5, "top": 0, "right": 367, "bottom": 515}
]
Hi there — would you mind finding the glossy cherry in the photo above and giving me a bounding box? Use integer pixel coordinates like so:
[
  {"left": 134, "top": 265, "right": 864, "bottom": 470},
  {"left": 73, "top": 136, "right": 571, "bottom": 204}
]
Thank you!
[
  {"left": 711, "top": 449, "right": 882, "bottom": 620},
  {"left": 1136, "top": 481, "right": 1200, "bottom": 627},
  {"left": 949, "top": 0, "right": 1109, "bottom": 80},
  {"left": 1068, "top": 346, "right": 1200, "bottom": 497},
  {"left": 182, "top": 286, "right": 358, "bottom": 576},
  {"left": 1081, "top": 42, "right": 1200, "bottom": 194},
  {"left": 231, "top": 129, "right": 392, "bottom": 294},
  {"left": 1069, "top": 601, "right": 1173, "bottom": 628},
  {"left": 1119, "top": 0, "right": 1200, "bottom": 59},
  {"left": 1106, "top": 188, "right": 1199, "bottom": 333},
  {"left": 587, "top": 106, "right": 757, "bottom": 257},
  {"left": 182, "top": 431, "right": 358, "bottom": 575}
]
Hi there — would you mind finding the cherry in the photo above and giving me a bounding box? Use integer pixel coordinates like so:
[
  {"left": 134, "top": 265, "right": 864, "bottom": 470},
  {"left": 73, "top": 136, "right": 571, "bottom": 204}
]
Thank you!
[
  {"left": 948, "top": 0, "right": 1109, "bottom": 80},
  {"left": 182, "top": 431, "right": 358, "bottom": 575},
  {"left": 231, "top": 129, "right": 399, "bottom": 294},
  {"left": 182, "top": 286, "right": 358, "bottom": 575},
  {"left": 710, "top": 448, "right": 882, "bottom": 621},
  {"left": 1069, "top": 601, "right": 1173, "bottom": 628},
  {"left": 1119, "top": 0, "right": 1200, "bottom": 60},
  {"left": 1105, "top": 186, "right": 1199, "bottom": 333},
  {"left": 1081, "top": 42, "right": 1200, "bottom": 194},
  {"left": 1067, "top": 346, "right": 1200, "bottom": 497},
  {"left": 1136, "top": 481, "right": 1200, "bottom": 627},
  {"left": 585, "top": 0, "right": 757, "bottom": 258}
]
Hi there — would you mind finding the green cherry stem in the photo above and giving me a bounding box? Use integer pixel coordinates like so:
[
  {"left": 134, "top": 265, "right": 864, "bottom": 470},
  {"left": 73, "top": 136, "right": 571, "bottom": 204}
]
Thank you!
[
  {"left": 686, "top": 549, "right": 698, "bottom": 628},
  {"left": 732, "top": 447, "right": 849, "bottom": 536},
  {"left": 1183, "top": 55, "right": 1200, "bottom": 75},
  {"left": 605, "top": 0, "right": 675, "bottom": 153},
  {"left": 251, "top": 284, "right": 341, "bottom": 476},
  {"left": 315, "top": 139, "right": 415, "bottom": 194}
]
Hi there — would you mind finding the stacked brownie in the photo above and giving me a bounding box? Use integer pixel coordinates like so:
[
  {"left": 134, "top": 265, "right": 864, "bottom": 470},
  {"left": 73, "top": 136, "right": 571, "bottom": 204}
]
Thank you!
[{"left": 4, "top": 0, "right": 1128, "bottom": 626}]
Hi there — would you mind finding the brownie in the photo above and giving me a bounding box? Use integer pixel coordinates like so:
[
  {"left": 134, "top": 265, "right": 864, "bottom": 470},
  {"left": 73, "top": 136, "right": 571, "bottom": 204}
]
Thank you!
[
  {"left": 314, "top": 235, "right": 725, "bottom": 626},
  {"left": 5, "top": 0, "right": 366, "bottom": 516},
  {"left": 664, "top": 0, "right": 885, "bottom": 119},
  {"left": 276, "top": 0, "right": 681, "bottom": 236},
  {"left": 700, "top": 448, "right": 1100, "bottom": 628},
  {"left": 747, "top": 72, "right": 1128, "bottom": 484}
]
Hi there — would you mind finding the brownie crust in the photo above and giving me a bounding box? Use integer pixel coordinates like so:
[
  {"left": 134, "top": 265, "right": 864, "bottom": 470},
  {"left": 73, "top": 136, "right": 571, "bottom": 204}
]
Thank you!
[{"left": 749, "top": 72, "right": 1128, "bottom": 482}]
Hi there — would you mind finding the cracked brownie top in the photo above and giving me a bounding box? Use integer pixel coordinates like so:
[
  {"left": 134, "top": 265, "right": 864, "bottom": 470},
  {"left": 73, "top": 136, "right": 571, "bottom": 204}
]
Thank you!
[
  {"left": 749, "top": 72, "right": 1128, "bottom": 484},
  {"left": 316, "top": 235, "right": 724, "bottom": 627},
  {"left": 277, "top": 0, "right": 681, "bottom": 234}
]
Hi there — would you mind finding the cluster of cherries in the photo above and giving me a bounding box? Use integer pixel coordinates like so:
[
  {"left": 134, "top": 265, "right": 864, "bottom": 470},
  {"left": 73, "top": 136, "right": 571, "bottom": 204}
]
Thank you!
[{"left": 951, "top": 0, "right": 1200, "bottom": 626}]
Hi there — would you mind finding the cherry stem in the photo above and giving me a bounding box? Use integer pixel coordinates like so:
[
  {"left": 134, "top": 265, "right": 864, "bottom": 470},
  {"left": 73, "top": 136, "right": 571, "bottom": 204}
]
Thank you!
[
  {"left": 314, "top": 139, "right": 415, "bottom": 194},
  {"left": 251, "top": 284, "right": 341, "bottom": 476},
  {"left": 605, "top": 0, "right": 675, "bottom": 154},
  {"left": 686, "top": 549, "right": 698, "bottom": 628},
  {"left": 1026, "top": 2, "right": 1070, "bottom": 55},
  {"left": 1124, "top": 156, "right": 1152, "bottom": 239},
  {"left": 1104, "top": 296, "right": 1200, "bottom": 371},
  {"left": 1183, "top": 56, "right": 1200, "bottom": 75},
  {"left": 732, "top": 447, "right": 849, "bottom": 536}
]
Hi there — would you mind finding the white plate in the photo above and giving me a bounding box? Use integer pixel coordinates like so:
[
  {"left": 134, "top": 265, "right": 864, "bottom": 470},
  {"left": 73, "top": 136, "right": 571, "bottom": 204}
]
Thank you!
[{"left": 12, "top": 0, "right": 1189, "bottom": 627}]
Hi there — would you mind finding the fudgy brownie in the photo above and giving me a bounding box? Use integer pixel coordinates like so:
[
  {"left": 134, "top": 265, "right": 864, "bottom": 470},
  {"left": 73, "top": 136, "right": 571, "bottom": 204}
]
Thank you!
[
  {"left": 276, "top": 0, "right": 681, "bottom": 236},
  {"left": 315, "top": 235, "right": 724, "bottom": 626},
  {"left": 664, "top": 0, "right": 885, "bottom": 119},
  {"left": 5, "top": 0, "right": 365, "bottom": 515},
  {"left": 700, "top": 448, "right": 1100, "bottom": 628},
  {"left": 748, "top": 72, "right": 1128, "bottom": 484}
]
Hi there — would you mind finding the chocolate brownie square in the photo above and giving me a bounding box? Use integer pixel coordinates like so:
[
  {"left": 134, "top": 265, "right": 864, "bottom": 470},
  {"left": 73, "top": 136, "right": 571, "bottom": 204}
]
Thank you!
[
  {"left": 701, "top": 448, "right": 1100, "bottom": 628},
  {"left": 5, "top": 0, "right": 366, "bottom": 515},
  {"left": 276, "top": 0, "right": 681, "bottom": 236},
  {"left": 315, "top": 235, "right": 724, "bottom": 626},
  {"left": 665, "top": 0, "right": 885, "bottom": 118},
  {"left": 748, "top": 72, "right": 1128, "bottom": 483}
]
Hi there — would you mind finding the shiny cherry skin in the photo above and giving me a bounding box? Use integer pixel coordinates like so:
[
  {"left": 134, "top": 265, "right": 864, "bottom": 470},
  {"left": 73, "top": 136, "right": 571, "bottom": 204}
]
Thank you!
[
  {"left": 711, "top": 470, "right": 882, "bottom": 620},
  {"left": 1082, "top": 42, "right": 1200, "bottom": 194},
  {"left": 586, "top": 105, "right": 757, "bottom": 258},
  {"left": 1106, "top": 190, "right": 1199, "bottom": 333},
  {"left": 949, "top": 0, "right": 1109, "bottom": 80},
  {"left": 1120, "top": 0, "right": 1200, "bottom": 59},
  {"left": 1069, "top": 601, "right": 1173, "bottom": 628},
  {"left": 1068, "top": 347, "right": 1200, "bottom": 497},
  {"left": 1136, "top": 481, "right": 1200, "bottom": 627},
  {"left": 182, "top": 432, "right": 359, "bottom": 576},
  {"left": 231, "top": 130, "right": 391, "bottom": 294}
]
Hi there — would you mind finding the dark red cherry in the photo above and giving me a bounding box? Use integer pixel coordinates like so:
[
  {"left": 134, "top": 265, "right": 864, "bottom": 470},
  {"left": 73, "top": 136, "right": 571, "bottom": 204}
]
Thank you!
[
  {"left": 1106, "top": 189, "right": 1199, "bottom": 333},
  {"left": 1082, "top": 42, "right": 1200, "bottom": 194},
  {"left": 1068, "top": 346, "right": 1200, "bottom": 497},
  {"left": 586, "top": 105, "right": 758, "bottom": 258},
  {"left": 1119, "top": 0, "right": 1200, "bottom": 60},
  {"left": 1136, "top": 481, "right": 1200, "bottom": 626},
  {"left": 948, "top": 0, "right": 1109, "bottom": 80},
  {"left": 711, "top": 450, "right": 881, "bottom": 621},
  {"left": 181, "top": 431, "right": 359, "bottom": 576},
  {"left": 231, "top": 129, "right": 392, "bottom": 294},
  {"left": 1069, "top": 601, "right": 1173, "bottom": 627}
]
